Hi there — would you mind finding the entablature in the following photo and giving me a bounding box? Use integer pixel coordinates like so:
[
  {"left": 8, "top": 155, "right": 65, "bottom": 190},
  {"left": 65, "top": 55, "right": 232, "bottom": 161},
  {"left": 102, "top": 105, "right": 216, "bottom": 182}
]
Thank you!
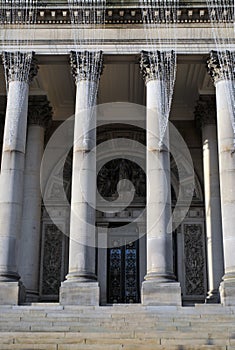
[{"left": 1, "top": 0, "right": 233, "bottom": 25}]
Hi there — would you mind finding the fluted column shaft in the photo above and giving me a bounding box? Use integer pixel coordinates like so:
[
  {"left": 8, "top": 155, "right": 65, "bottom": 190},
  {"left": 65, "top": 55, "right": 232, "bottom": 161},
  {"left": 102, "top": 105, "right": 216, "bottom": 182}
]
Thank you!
[
  {"left": 140, "top": 51, "right": 181, "bottom": 306},
  {"left": 18, "top": 96, "right": 52, "bottom": 301},
  {"left": 207, "top": 51, "right": 235, "bottom": 305},
  {"left": 60, "top": 51, "right": 103, "bottom": 305},
  {"left": 195, "top": 95, "right": 224, "bottom": 303},
  {"left": 0, "top": 52, "right": 38, "bottom": 305}
]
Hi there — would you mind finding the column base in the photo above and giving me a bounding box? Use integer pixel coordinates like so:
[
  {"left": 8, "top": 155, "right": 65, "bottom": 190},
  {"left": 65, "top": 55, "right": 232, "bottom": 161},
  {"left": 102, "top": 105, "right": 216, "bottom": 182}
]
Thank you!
[
  {"left": 141, "top": 280, "right": 181, "bottom": 306},
  {"left": 0, "top": 281, "right": 25, "bottom": 305},
  {"left": 220, "top": 279, "right": 235, "bottom": 306},
  {"left": 60, "top": 281, "right": 100, "bottom": 306}
]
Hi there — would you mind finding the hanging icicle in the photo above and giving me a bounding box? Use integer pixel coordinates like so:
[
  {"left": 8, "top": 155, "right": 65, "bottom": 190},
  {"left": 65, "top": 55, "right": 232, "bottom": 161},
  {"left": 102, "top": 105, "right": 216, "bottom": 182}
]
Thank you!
[
  {"left": 0, "top": 0, "right": 38, "bottom": 88},
  {"left": 206, "top": 0, "right": 235, "bottom": 147},
  {"left": 139, "top": 0, "right": 179, "bottom": 148},
  {"left": 68, "top": 0, "right": 106, "bottom": 108}
]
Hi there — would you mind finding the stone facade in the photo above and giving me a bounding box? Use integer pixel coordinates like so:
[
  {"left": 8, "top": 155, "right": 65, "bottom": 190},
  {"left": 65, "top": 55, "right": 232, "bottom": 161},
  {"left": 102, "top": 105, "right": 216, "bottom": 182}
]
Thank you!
[{"left": 0, "top": 0, "right": 234, "bottom": 308}]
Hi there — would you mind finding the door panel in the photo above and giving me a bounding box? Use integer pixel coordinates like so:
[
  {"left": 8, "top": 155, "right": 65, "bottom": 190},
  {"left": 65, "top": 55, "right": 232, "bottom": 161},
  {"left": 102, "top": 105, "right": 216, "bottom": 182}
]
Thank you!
[{"left": 108, "top": 234, "right": 140, "bottom": 303}]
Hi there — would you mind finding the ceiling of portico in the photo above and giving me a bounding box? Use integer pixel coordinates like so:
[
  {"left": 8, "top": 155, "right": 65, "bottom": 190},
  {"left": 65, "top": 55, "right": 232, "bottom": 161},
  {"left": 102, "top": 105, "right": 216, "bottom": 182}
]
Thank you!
[{"left": 0, "top": 54, "right": 214, "bottom": 121}]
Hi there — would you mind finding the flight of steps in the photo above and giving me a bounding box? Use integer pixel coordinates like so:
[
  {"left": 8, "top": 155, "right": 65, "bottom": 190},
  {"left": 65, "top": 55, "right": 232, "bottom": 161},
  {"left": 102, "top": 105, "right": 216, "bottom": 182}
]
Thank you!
[{"left": 0, "top": 303, "right": 235, "bottom": 350}]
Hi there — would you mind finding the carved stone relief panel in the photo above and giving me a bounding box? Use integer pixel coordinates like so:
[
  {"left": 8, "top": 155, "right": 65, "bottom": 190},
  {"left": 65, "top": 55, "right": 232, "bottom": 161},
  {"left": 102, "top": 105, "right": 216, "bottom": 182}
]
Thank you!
[
  {"left": 177, "top": 221, "right": 207, "bottom": 304},
  {"left": 40, "top": 221, "right": 68, "bottom": 300},
  {"left": 97, "top": 158, "right": 146, "bottom": 200},
  {"left": 184, "top": 224, "right": 205, "bottom": 296}
]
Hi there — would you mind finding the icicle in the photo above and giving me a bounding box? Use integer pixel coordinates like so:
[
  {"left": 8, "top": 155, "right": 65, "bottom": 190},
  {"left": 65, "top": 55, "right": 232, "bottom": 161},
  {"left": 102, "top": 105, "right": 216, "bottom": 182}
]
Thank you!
[
  {"left": 68, "top": 0, "right": 106, "bottom": 113},
  {"left": 139, "top": 0, "right": 179, "bottom": 148},
  {"left": 0, "top": 0, "right": 38, "bottom": 121},
  {"left": 207, "top": 0, "right": 235, "bottom": 149}
]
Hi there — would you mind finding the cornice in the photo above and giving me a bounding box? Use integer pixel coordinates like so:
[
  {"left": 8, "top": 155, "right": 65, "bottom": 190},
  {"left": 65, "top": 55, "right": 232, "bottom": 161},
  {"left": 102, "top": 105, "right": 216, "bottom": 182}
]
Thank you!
[
  {"left": 2, "top": 5, "right": 233, "bottom": 25},
  {"left": 34, "top": 8, "right": 212, "bottom": 25}
]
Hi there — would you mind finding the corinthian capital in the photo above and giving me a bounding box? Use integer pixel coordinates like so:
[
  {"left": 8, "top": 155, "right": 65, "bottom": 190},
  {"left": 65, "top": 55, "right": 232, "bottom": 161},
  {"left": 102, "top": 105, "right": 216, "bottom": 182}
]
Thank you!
[
  {"left": 28, "top": 95, "right": 52, "bottom": 128},
  {"left": 70, "top": 51, "right": 103, "bottom": 83},
  {"left": 207, "top": 50, "right": 235, "bottom": 84},
  {"left": 140, "top": 50, "right": 176, "bottom": 84},
  {"left": 194, "top": 95, "right": 216, "bottom": 128},
  {"left": 2, "top": 51, "right": 38, "bottom": 84}
]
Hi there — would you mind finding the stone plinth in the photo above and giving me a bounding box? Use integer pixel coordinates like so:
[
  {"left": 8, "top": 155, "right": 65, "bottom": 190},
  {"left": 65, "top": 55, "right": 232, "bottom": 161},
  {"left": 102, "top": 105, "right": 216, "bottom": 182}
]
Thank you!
[
  {"left": 60, "top": 281, "right": 100, "bottom": 306},
  {"left": 0, "top": 282, "right": 25, "bottom": 306},
  {"left": 142, "top": 281, "right": 181, "bottom": 306},
  {"left": 220, "top": 279, "right": 235, "bottom": 306}
]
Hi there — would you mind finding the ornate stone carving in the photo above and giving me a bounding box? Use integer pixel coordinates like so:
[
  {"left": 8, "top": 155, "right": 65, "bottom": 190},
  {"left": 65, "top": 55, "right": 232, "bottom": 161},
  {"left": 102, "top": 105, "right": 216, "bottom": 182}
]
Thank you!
[
  {"left": 194, "top": 95, "right": 216, "bottom": 128},
  {"left": 2, "top": 51, "right": 38, "bottom": 84},
  {"left": 70, "top": 50, "right": 103, "bottom": 83},
  {"left": 207, "top": 50, "right": 235, "bottom": 84},
  {"left": 184, "top": 224, "right": 205, "bottom": 296},
  {"left": 140, "top": 50, "right": 176, "bottom": 83},
  {"left": 41, "top": 224, "right": 63, "bottom": 296},
  {"left": 28, "top": 95, "right": 52, "bottom": 128},
  {"left": 97, "top": 158, "right": 146, "bottom": 199}
]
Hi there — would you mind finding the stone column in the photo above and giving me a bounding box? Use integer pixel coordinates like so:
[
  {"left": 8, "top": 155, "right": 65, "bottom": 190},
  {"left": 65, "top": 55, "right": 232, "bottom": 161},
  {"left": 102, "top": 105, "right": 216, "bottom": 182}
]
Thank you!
[
  {"left": 139, "top": 51, "right": 181, "bottom": 306},
  {"left": 195, "top": 95, "right": 224, "bottom": 303},
  {"left": 97, "top": 223, "right": 109, "bottom": 305},
  {"left": 18, "top": 96, "right": 52, "bottom": 302},
  {"left": 0, "top": 52, "right": 38, "bottom": 305},
  {"left": 207, "top": 51, "right": 235, "bottom": 305},
  {"left": 60, "top": 51, "right": 103, "bottom": 305}
]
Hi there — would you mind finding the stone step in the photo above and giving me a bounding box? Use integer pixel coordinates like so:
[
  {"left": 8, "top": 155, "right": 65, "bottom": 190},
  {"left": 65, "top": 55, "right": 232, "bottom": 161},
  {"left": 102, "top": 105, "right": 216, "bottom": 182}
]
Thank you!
[
  {"left": 0, "top": 305, "right": 234, "bottom": 349},
  {"left": 0, "top": 346, "right": 228, "bottom": 350},
  {"left": 0, "top": 340, "right": 230, "bottom": 350}
]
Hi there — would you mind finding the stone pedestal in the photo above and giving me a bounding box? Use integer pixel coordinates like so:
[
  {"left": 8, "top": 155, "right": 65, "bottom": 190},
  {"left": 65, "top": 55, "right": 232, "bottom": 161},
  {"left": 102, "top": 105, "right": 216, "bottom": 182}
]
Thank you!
[
  {"left": 220, "top": 280, "right": 235, "bottom": 306},
  {"left": 60, "top": 282, "right": 99, "bottom": 306},
  {"left": 142, "top": 281, "right": 181, "bottom": 306},
  {"left": 59, "top": 51, "right": 103, "bottom": 305},
  {"left": 208, "top": 51, "right": 235, "bottom": 305},
  {"left": 140, "top": 51, "right": 181, "bottom": 306},
  {"left": 0, "top": 281, "right": 25, "bottom": 306}
]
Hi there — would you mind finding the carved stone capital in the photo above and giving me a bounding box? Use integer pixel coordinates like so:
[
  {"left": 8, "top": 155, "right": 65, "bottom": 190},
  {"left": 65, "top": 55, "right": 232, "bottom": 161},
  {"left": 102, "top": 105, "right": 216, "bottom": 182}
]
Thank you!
[
  {"left": 194, "top": 95, "right": 216, "bottom": 128},
  {"left": 70, "top": 51, "right": 103, "bottom": 83},
  {"left": 28, "top": 95, "right": 52, "bottom": 128},
  {"left": 2, "top": 51, "right": 38, "bottom": 84},
  {"left": 207, "top": 50, "right": 235, "bottom": 84},
  {"left": 140, "top": 50, "right": 176, "bottom": 84}
]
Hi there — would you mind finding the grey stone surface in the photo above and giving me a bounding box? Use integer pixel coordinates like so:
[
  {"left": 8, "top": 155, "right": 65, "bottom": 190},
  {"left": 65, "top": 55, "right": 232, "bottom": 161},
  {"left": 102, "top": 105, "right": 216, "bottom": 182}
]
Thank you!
[
  {"left": 60, "top": 281, "right": 100, "bottom": 306},
  {"left": 0, "top": 303, "right": 234, "bottom": 349},
  {"left": 141, "top": 281, "right": 181, "bottom": 306},
  {"left": 220, "top": 280, "right": 235, "bottom": 306},
  {"left": 200, "top": 107, "right": 224, "bottom": 302},
  {"left": 0, "top": 282, "right": 24, "bottom": 306},
  {"left": 212, "top": 77, "right": 235, "bottom": 304}
]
